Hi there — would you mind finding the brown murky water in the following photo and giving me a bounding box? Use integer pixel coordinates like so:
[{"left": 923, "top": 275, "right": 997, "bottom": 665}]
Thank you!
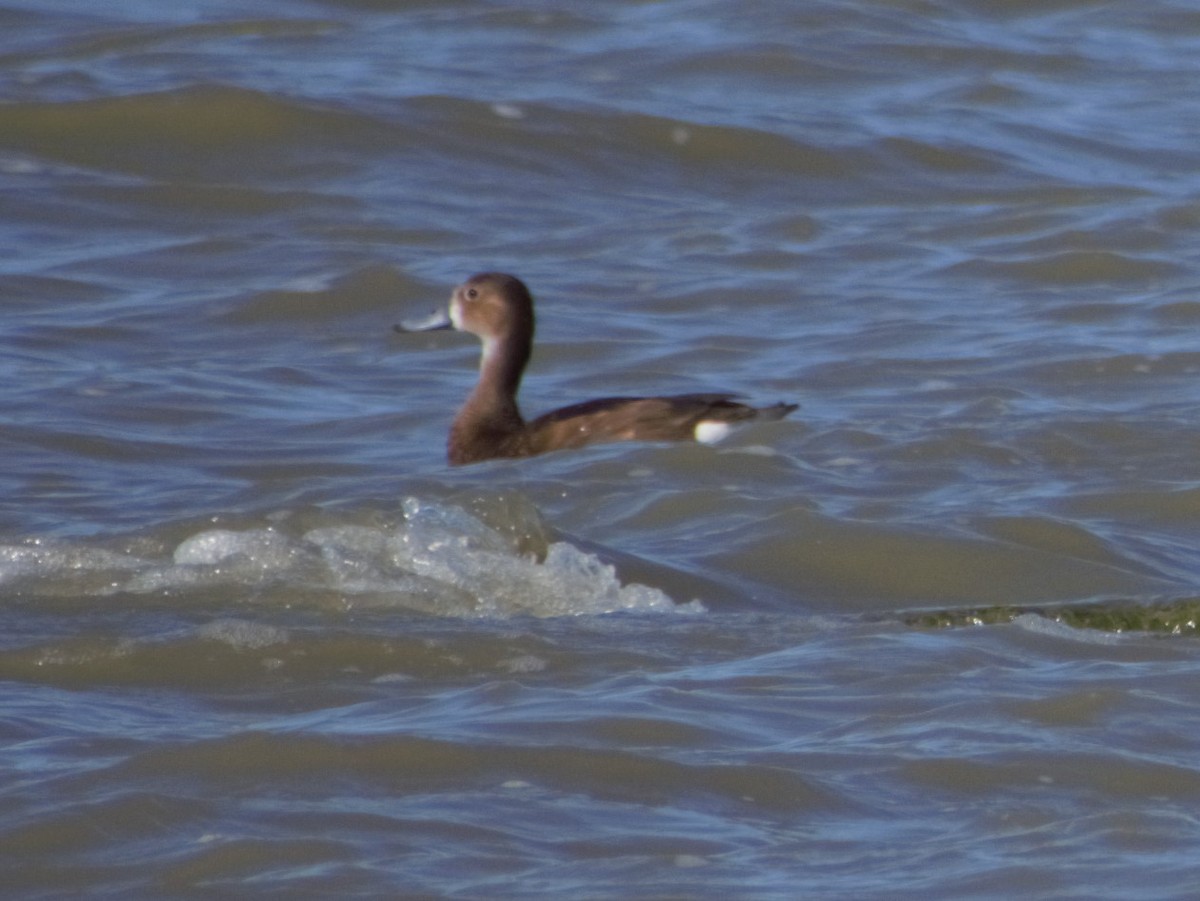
[{"left": 3, "top": 1, "right": 1200, "bottom": 897}]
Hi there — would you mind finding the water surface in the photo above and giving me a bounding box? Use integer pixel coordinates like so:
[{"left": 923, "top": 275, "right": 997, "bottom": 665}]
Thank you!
[{"left": 3, "top": 1, "right": 1200, "bottom": 897}]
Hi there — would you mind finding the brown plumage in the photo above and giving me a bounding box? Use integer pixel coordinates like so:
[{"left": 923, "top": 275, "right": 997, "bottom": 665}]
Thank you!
[{"left": 397, "top": 273, "right": 797, "bottom": 466}]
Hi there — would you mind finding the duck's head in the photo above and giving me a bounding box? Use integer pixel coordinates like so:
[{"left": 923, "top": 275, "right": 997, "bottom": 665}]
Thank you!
[{"left": 397, "top": 272, "right": 535, "bottom": 348}]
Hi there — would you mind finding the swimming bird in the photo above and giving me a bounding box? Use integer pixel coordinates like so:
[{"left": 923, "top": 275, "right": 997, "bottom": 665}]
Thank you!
[{"left": 396, "top": 272, "right": 797, "bottom": 466}]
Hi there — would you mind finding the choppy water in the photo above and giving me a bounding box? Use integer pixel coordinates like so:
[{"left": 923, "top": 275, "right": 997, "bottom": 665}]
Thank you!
[{"left": 4, "top": 1, "right": 1200, "bottom": 897}]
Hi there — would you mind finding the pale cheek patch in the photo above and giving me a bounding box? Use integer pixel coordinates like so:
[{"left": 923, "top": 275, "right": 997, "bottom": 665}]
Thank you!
[
  {"left": 478, "top": 337, "right": 498, "bottom": 370},
  {"left": 694, "top": 420, "right": 733, "bottom": 445}
]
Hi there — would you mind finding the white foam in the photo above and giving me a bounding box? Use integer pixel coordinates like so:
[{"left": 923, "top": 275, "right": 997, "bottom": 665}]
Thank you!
[
  {"left": 195, "top": 618, "right": 290, "bottom": 649},
  {"left": 1012, "top": 612, "right": 1121, "bottom": 644},
  {"left": 174, "top": 529, "right": 253, "bottom": 565},
  {"left": 279, "top": 274, "right": 332, "bottom": 292},
  {"left": 385, "top": 505, "right": 697, "bottom": 616},
  {"left": 0, "top": 155, "right": 42, "bottom": 174},
  {"left": 491, "top": 102, "right": 525, "bottom": 119},
  {"left": 4, "top": 500, "right": 700, "bottom": 618}
]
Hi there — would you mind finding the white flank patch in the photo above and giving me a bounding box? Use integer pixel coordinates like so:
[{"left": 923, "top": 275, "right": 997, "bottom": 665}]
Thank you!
[{"left": 694, "top": 420, "right": 733, "bottom": 445}]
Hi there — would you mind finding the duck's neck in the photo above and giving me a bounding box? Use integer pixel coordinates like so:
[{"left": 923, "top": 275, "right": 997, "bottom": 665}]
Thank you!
[
  {"left": 473, "top": 330, "right": 530, "bottom": 416},
  {"left": 449, "top": 332, "right": 530, "bottom": 460}
]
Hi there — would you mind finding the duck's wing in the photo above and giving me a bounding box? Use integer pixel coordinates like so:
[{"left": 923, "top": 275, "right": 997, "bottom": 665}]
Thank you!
[{"left": 526, "top": 393, "right": 795, "bottom": 452}]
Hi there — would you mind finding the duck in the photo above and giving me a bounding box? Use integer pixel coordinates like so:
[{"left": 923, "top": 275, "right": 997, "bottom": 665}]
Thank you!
[{"left": 396, "top": 272, "right": 797, "bottom": 466}]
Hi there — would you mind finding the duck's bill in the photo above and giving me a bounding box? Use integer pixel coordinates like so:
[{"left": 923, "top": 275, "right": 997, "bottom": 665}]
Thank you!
[{"left": 394, "top": 308, "right": 453, "bottom": 333}]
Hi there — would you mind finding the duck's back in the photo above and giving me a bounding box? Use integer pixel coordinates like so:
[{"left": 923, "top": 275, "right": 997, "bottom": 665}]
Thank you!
[{"left": 523, "top": 393, "right": 796, "bottom": 456}]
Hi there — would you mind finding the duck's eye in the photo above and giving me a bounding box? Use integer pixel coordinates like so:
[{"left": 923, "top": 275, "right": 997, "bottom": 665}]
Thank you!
[{"left": 466, "top": 288, "right": 479, "bottom": 300}]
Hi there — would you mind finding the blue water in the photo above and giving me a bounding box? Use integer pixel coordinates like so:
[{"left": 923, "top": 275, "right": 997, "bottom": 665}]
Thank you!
[{"left": 3, "top": 1, "right": 1200, "bottom": 897}]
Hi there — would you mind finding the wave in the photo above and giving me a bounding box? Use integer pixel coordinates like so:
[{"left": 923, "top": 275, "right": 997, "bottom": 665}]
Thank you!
[{"left": 0, "top": 496, "right": 701, "bottom": 619}]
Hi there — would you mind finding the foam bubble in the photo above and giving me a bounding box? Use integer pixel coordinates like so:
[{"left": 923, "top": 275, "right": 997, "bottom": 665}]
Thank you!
[
  {"left": 7, "top": 499, "right": 698, "bottom": 618},
  {"left": 173, "top": 528, "right": 292, "bottom": 566},
  {"left": 195, "top": 618, "right": 290, "bottom": 649}
]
